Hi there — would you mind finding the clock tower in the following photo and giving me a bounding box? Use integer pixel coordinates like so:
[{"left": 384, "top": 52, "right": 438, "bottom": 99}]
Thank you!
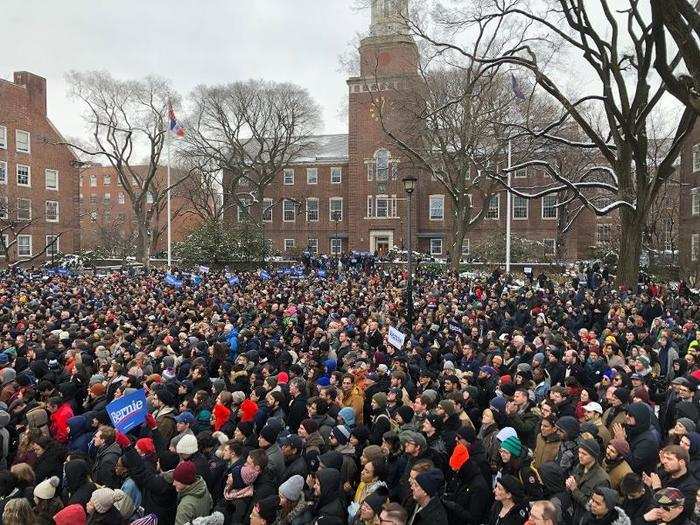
[{"left": 346, "top": 0, "right": 420, "bottom": 253}]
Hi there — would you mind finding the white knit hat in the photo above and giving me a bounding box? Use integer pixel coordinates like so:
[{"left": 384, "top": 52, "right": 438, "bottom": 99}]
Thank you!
[
  {"left": 34, "top": 476, "right": 60, "bottom": 500},
  {"left": 176, "top": 433, "right": 199, "bottom": 455},
  {"left": 90, "top": 487, "right": 123, "bottom": 513}
]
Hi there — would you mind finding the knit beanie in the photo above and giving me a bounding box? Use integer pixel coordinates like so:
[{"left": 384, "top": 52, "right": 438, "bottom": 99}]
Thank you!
[
  {"left": 449, "top": 442, "right": 470, "bottom": 471},
  {"left": 176, "top": 434, "right": 198, "bottom": 455},
  {"left": 489, "top": 396, "right": 507, "bottom": 414},
  {"left": 372, "top": 392, "right": 387, "bottom": 409},
  {"left": 53, "top": 503, "right": 87, "bottom": 525},
  {"left": 613, "top": 388, "right": 630, "bottom": 404},
  {"left": 173, "top": 460, "right": 197, "bottom": 485},
  {"left": 425, "top": 413, "right": 443, "bottom": 432},
  {"left": 364, "top": 489, "right": 388, "bottom": 514},
  {"left": 332, "top": 425, "right": 351, "bottom": 445},
  {"left": 677, "top": 417, "right": 697, "bottom": 433},
  {"left": 338, "top": 407, "right": 356, "bottom": 426},
  {"left": 498, "top": 474, "right": 525, "bottom": 501},
  {"left": 279, "top": 474, "right": 304, "bottom": 501},
  {"left": 237, "top": 421, "right": 255, "bottom": 438},
  {"left": 579, "top": 438, "right": 601, "bottom": 460},
  {"left": 256, "top": 495, "right": 280, "bottom": 523},
  {"left": 396, "top": 405, "right": 414, "bottom": 424},
  {"left": 609, "top": 438, "right": 630, "bottom": 456},
  {"left": 239, "top": 399, "right": 258, "bottom": 423},
  {"left": 260, "top": 422, "right": 281, "bottom": 444},
  {"left": 500, "top": 435, "right": 522, "bottom": 457},
  {"left": 496, "top": 427, "right": 518, "bottom": 442},
  {"left": 90, "top": 487, "right": 118, "bottom": 513},
  {"left": 136, "top": 437, "right": 156, "bottom": 456},
  {"left": 596, "top": 487, "right": 619, "bottom": 510},
  {"left": 415, "top": 468, "right": 444, "bottom": 497},
  {"left": 34, "top": 475, "right": 60, "bottom": 500}
]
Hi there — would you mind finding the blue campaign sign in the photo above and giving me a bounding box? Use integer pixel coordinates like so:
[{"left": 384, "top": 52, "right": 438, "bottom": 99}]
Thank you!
[{"left": 106, "top": 389, "right": 148, "bottom": 433}]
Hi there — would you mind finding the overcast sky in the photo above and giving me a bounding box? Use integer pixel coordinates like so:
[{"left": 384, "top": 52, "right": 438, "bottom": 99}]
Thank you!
[{"left": 2, "top": 0, "right": 368, "bottom": 139}]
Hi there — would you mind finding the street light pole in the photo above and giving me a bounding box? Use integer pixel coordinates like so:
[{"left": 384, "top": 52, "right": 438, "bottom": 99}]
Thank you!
[{"left": 403, "top": 176, "right": 417, "bottom": 333}]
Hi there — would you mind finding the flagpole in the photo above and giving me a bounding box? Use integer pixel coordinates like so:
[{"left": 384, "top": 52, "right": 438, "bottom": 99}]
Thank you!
[
  {"left": 167, "top": 135, "right": 172, "bottom": 270},
  {"left": 505, "top": 138, "right": 512, "bottom": 273}
]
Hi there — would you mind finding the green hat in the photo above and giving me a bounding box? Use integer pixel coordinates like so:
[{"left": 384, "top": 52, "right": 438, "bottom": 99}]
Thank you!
[{"left": 500, "top": 435, "right": 522, "bottom": 457}]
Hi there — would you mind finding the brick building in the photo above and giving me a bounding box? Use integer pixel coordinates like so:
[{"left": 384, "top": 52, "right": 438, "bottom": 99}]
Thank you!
[
  {"left": 679, "top": 122, "right": 700, "bottom": 280},
  {"left": 79, "top": 165, "right": 196, "bottom": 257},
  {"left": 0, "top": 71, "right": 80, "bottom": 263}
]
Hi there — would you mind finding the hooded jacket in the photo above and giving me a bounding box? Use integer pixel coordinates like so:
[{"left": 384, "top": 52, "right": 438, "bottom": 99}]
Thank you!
[
  {"left": 67, "top": 415, "right": 92, "bottom": 454},
  {"left": 314, "top": 468, "right": 345, "bottom": 523},
  {"left": 92, "top": 441, "right": 122, "bottom": 489},
  {"left": 62, "top": 458, "right": 97, "bottom": 507},
  {"left": 122, "top": 445, "right": 177, "bottom": 525},
  {"left": 443, "top": 455, "right": 491, "bottom": 525},
  {"left": 625, "top": 403, "right": 659, "bottom": 473}
]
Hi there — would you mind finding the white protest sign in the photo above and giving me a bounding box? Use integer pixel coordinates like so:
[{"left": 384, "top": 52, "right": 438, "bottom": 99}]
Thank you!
[{"left": 388, "top": 326, "right": 406, "bottom": 349}]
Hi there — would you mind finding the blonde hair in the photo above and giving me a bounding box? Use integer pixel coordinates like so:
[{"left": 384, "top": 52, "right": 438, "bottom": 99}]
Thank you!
[{"left": 2, "top": 498, "right": 37, "bottom": 525}]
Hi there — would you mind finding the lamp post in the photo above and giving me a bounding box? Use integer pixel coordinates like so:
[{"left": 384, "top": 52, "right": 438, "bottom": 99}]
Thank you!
[{"left": 402, "top": 175, "right": 417, "bottom": 333}]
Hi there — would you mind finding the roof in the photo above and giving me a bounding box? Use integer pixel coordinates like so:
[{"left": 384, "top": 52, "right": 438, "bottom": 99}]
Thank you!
[{"left": 293, "top": 134, "right": 348, "bottom": 163}]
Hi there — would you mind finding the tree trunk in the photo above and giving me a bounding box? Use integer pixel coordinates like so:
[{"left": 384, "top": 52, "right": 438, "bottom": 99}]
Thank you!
[
  {"left": 136, "top": 219, "right": 151, "bottom": 267},
  {"left": 616, "top": 211, "right": 644, "bottom": 289},
  {"left": 450, "top": 205, "right": 468, "bottom": 272}
]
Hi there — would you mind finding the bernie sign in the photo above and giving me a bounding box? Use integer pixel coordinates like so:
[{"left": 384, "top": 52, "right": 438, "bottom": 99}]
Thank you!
[{"left": 106, "top": 389, "right": 148, "bottom": 433}]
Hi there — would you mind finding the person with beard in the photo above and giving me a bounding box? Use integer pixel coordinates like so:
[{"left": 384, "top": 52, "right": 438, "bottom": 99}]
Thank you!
[
  {"left": 150, "top": 386, "right": 177, "bottom": 444},
  {"left": 620, "top": 473, "right": 655, "bottom": 525},
  {"left": 477, "top": 366, "right": 499, "bottom": 409},
  {"left": 546, "top": 349, "right": 566, "bottom": 388},
  {"left": 435, "top": 399, "right": 462, "bottom": 452},
  {"left": 604, "top": 439, "right": 633, "bottom": 490},
  {"left": 554, "top": 416, "right": 581, "bottom": 476},
  {"left": 421, "top": 414, "right": 447, "bottom": 470},
  {"left": 643, "top": 445, "right": 699, "bottom": 520},
  {"left": 312, "top": 467, "right": 346, "bottom": 524},
  {"left": 603, "top": 387, "right": 630, "bottom": 434},
  {"left": 442, "top": 440, "right": 490, "bottom": 525},
  {"left": 579, "top": 486, "right": 631, "bottom": 525},
  {"left": 550, "top": 385, "right": 577, "bottom": 418},
  {"left": 612, "top": 402, "right": 659, "bottom": 474},
  {"left": 566, "top": 439, "right": 611, "bottom": 525},
  {"left": 505, "top": 388, "right": 541, "bottom": 449}
]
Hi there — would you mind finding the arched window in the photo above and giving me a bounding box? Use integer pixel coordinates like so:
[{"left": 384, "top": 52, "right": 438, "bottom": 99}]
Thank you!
[{"left": 375, "top": 149, "right": 389, "bottom": 181}]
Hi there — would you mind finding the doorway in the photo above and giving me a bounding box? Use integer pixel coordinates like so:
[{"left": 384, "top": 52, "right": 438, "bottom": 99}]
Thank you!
[{"left": 370, "top": 230, "right": 394, "bottom": 255}]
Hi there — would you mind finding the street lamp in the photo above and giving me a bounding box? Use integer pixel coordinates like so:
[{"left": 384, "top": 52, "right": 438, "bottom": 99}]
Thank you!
[{"left": 402, "top": 175, "right": 417, "bottom": 333}]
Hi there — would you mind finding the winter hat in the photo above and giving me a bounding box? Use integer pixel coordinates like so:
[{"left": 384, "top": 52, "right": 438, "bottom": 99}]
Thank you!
[
  {"left": 239, "top": 399, "right": 258, "bottom": 422},
  {"left": 654, "top": 487, "right": 685, "bottom": 507},
  {"left": 176, "top": 434, "right": 198, "bottom": 455},
  {"left": 579, "top": 438, "right": 601, "bottom": 460},
  {"left": 338, "top": 407, "right": 356, "bottom": 426},
  {"left": 613, "top": 388, "right": 630, "bottom": 404},
  {"left": 498, "top": 474, "right": 525, "bottom": 501},
  {"left": 1, "top": 368, "right": 16, "bottom": 385},
  {"left": 237, "top": 421, "right": 255, "bottom": 438},
  {"left": 500, "top": 435, "right": 522, "bottom": 457},
  {"left": 372, "top": 392, "right": 387, "bottom": 409},
  {"left": 231, "top": 391, "right": 246, "bottom": 405},
  {"left": 300, "top": 419, "right": 319, "bottom": 434},
  {"left": 456, "top": 426, "right": 476, "bottom": 443},
  {"left": 555, "top": 416, "right": 580, "bottom": 439},
  {"left": 396, "top": 405, "right": 414, "bottom": 424},
  {"left": 256, "top": 495, "right": 280, "bottom": 523},
  {"left": 191, "top": 512, "right": 226, "bottom": 525},
  {"left": 351, "top": 425, "right": 370, "bottom": 443},
  {"left": 173, "top": 460, "right": 197, "bottom": 485},
  {"left": 415, "top": 468, "right": 444, "bottom": 497},
  {"left": 53, "top": 503, "right": 87, "bottom": 525},
  {"left": 34, "top": 475, "right": 60, "bottom": 499},
  {"left": 90, "top": 487, "right": 119, "bottom": 513},
  {"left": 595, "top": 487, "right": 619, "bottom": 510},
  {"left": 136, "top": 437, "right": 156, "bottom": 456},
  {"left": 496, "top": 427, "right": 518, "bottom": 442},
  {"left": 425, "top": 413, "right": 443, "bottom": 432},
  {"left": 26, "top": 407, "right": 49, "bottom": 428},
  {"left": 438, "top": 399, "right": 457, "bottom": 417},
  {"left": 319, "top": 450, "right": 344, "bottom": 470},
  {"left": 402, "top": 430, "right": 427, "bottom": 449},
  {"left": 279, "top": 474, "right": 304, "bottom": 501},
  {"left": 489, "top": 396, "right": 507, "bottom": 414},
  {"left": 0, "top": 410, "right": 9, "bottom": 429},
  {"left": 609, "top": 438, "right": 630, "bottom": 456},
  {"left": 332, "top": 425, "right": 351, "bottom": 445},
  {"left": 260, "top": 423, "right": 281, "bottom": 444},
  {"left": 449, "top": 442, "right": 470, "bottom": 471},
  {"left": 677, "top": 417, "right": 696, "bottom": 433},
  {"left": 277, "top": 372, "right": 289, "bottom": 384}
]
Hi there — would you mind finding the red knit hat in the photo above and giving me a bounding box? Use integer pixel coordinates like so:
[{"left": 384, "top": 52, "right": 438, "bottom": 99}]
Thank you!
[
  {"left": 449, "top": 442, "right": 470, "bottom": 471},
  {"left": 239, "top": 398, "right": 259, "bottom": 423},
  {"left": 213, "top": 403, "right": 231, "bottom": 432},
  {"left": 53, "top": 503, "right": 87, "bottom": 525},
  {"left": 173, "top": 460, "right": 197, "bottom": 485},
  {"left": 136, "top": 437, "right": 156, "bottom": 456},
  {"left": 277, "top": 372, "right": 289, "bottom": 384}
]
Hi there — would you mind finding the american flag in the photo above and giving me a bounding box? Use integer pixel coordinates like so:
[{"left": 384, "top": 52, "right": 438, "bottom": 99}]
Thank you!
[{"left": 168, "top": 101, "right": 185, "bottom": 138}]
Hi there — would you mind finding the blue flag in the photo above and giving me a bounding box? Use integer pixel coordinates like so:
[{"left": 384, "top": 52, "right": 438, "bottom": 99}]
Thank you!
[
  {"left": 259, "top": 270, "right": 270, "bottom": 281},
  {"left": 106, "top": 389, "right": 148, "bottom": 433},
  {"left": 227, "top": 275, "right": 240, "bottom": 286},
  {"left": 164, "top": 273, "right": 183, "bottom": 288},
  {"left": 227, "top": 327, "right": 239, "bottom": 360}
]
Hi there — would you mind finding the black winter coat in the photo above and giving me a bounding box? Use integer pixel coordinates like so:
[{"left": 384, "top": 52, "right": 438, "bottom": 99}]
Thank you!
[
  {"left": 92, "top": 442, "right": 122, "bottom": 489},
  {"left": 442, "top": 460, "right": 491, "bottom": 525},
  {"left": 122, "top": 445, "right": 177, "bottom": 525},
  {"left": 411, "top": 496, "right": 449, "bottom": 525},
  {"left": 34, "top": 442, "right": 67, "bottom": 482}
]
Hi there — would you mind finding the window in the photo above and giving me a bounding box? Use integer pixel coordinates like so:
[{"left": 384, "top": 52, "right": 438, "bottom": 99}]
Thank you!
[
  {"left": 284, "top": 239, "right": 296, "bottom": 251},
  {"left": 262, "top": 198, "right": 273, "bottom": 223},
  {"left": 330, "top": 197, "right": 343, "bottom": 221},
  {"left": 692, "top": 234, "right": 699, "bottom": 262},
  {"left": 104, "top": 209, "right": 111, "bottom": 220},
  {"left": 663, "top": 218, "right": 673, "bottom": 251},
  {"left": 514, "top": 167, "right": 527, "bottom": 178},
  {"left": 45, "top": 169, "right": 58, "bottom": 190},
  {"left": 103, "top": 193, "right": 111, "bottom": 205},
  {"left": 283, "top": 199, "right": 296, "bottom": 222},
  {"left": 90, "top": 175, "right": 97, "bottom": 187},
  {"left": 17, "top": 198, "right": 31, "bottom": 221},
  {"left": 103, "top": 174, "right": 111, "bottom": 186},
  {"left": 118, "top": 192, "right": 125, "bottom": 204},
  {"left": 306, "top": 198, "right": 319, "bottom": 222},
  {"left": 0, "top": 126, "right": 6, "bottom": 149},
  {"left": 367, "top": 195, "right": 373, "bottom": 218},
  {"left": 693, "top": 144, "right": 700, "bottom": 172},
  {"left": 146, "top": 192, "right": 154, "bottom": 204},
  {"left": 238, "top": 175, "right": 249, "bottom": 188},
  {"left": 45, "top": 201, "right": 59, "bottom": 222},
  {"left": 430, "top": 238, "right": 443, "bottom": 255},
  {"left": 486, "top": 195, "right": 500, "bottom": 219},
  {"left": 16, "top": 165, "right": 30, "bottom": 186},
  {"left": 376, "top": 195, "right": 389, "bottom": 218},
  {"left": 376, "top": 149, "right": 389, "bottom": 181},
  {"left": 308, "top": 238, "right": 319, "bottom": 254},
  {"left": 307, "top": 168, "right": 318, "bottom": 185},
  {"left": 513, "top": 196, "right": 528, "bottom": 219},
  {"left": 238, "top": 195, "right": 252, "bottom": 222},
  {"left": 0, "top": 197, "right": 7, "bottom": 219},
  {"left": 597, "top": 224, "right": 612, "bottom": 244},
  {"left": 90, "top": 195, "right": 98, "bottom": 205},
  {"left": 0, "top": 161, "right": 6, "bottom": 184},
  {"left": 461, "top": 239, "right": 470, "bottom": 257},
  {"left": 543, "top": 239, "right": 556, "bottom": 256},
  {"left": 17, "top": 235, "right": 31, "bottom": 257},
  {"left": 16, "top": 130, "right": 30, "bottom": 153},
  {"left": 283, "top": 169, "right": 295, "bottom": 185},
  {"left": 331, "top": 167, "right": 342, "bottom": 184},
  {"left": 692, "top": 188, "right": 700, "bottom": 216},
  {"left": 0, "top": 234, "right": 8, "bottom": 255},
  {"left": 46, "top": 235, "right": 59, "bottom": 257},
  {"left": 330, "top": 237, "right": 342, "bottom": 255},
  {"left": 429, "top": 195, "right": 444, "bottom": 220},
  {"left": 542, "top": 195, "right": 558, "bottom": 219}
]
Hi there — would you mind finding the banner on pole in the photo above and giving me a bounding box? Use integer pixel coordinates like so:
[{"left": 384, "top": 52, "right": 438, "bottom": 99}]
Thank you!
[
  {"left": 106, "top": 389, "right": 148, "bottom": 434},
  {"left": 388, "top": 326, "right": 406, "bottom": 349}
]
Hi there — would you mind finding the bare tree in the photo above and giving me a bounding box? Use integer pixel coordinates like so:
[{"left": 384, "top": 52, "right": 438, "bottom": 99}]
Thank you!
[
  {"left": 182, "top": 80, "right": 321, "bottom": 228},
  {"left": 405, "top": 0, "right": 697, "bottom": 287},
  {"left": 0, "top": 195, "right": 60, "bottom": 266},
  {"left": 62, "top": 71, "right": 190, "bottom": 265}
]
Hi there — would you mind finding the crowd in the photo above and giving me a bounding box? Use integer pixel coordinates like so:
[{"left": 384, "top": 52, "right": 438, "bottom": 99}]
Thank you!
[{"left": 0, "top": 263, "right": 698, "bottom": 525}]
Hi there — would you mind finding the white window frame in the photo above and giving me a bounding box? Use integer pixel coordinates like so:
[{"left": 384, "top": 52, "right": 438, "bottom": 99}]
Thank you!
[
  {"left": 17, "top": 198, "right": 31, "bottom": 221},
  {"left": 486, "top": 194, "right": 500, "bottom": 220},
  {"left": 146, "top": 192, "right": 154, "bottom": 204},
  {"left": 375, "top": 149, "right": 390, "bottom": 181},
  {"left": 543, "top": 238, "right": 556, "bottom": 256},
  {"left": 331, "top": 167, "right": 342, "bottom": 184},
  {"left": 283, "top": 199, "right": 296, "bottom": 222},
  {"left": 46, "top": 235, "right": 59, "bottom": 257},
  {"left": 117, "top": 192, "right": 125, "bottom": 205},
  {"left": 103, "top": 193, "right": 111, "bottom": 205},
  {"left": 306, "top": 198, "right": 319, "bottom": 222},
  {"left": 90, "top": 174, "right": 97, "bottom": 187},
  {"left": 0, "top": 234, "right": 8, "bottom": 256},
  {"left": 283, "top": 168, "right": 295, "bottom": 185},
  {"left": 103, "top": 174, "right": 111, "bottom": 186},
  {"left": 693, "top": 144, "right": 700, "bottom": 172},
  {"left": 461, "top": 238, "right": 470, "bottom": 257},
  {"left": 90, "top": 194, "right": 98, "bottom": 205},
  {"left": 692, "top": 188, "right": 700, "bottom": 216},
  {"left": 45, "top": 200, "right": 59, "bottom": 223},
  {"left": 284, "top": 239, "right": 296, "bottom": 251},
  {"left": 329, "top": 197, "right": 343, "bottom": 222},
  {"left": 17, "top": 234, "right": 32, "bottom": 257},
  {"left": 16, "top": 164, "right": 31, "bottom": 187},
  {"left": 367, "top": 195, "right": 374, "bottom": 218},
  {"left": 597, "top": 224, "right": 612, "bottom": 244},
  {"left": 330, "top": 237, "right": 342, "bottom": 255},
  {"left": 262, "top": 198, "right": 273, "bottom": 223},
  {"left": 513, "top": 195, "right": 528, "bottom": 220},
  {"left": 375, "top": 195, "right": 390, "bottom": 218},
  {"left": 306, "top": 167, "right": 318, "bottom": 185},
  {"left": 692, "top": 233, "right": 700, "bottom": 262},
  {"left": 541, "top": 195, "right": 558, "bottom": 220},
  {"left": 0, "top": 161, "right": 6, "bottom": 185},
  {"left": 514, "top": 167, "right": 527, "bottom": 178},
  {"left": 15, "top": 130, "right": 30, "bottom": 153},
  {"left": 0, "top": 126, "right": 6, "bottom": 149},
  {"left": 430, "top": 238, "right": 443, "bottom": 256},
  {"left": 0, "top": 197, "right": 7, "bottom": 220},
  {"left": 45, "top": 169, "right": 59, "bottom": 190},
  {"left": 429, "top": 194, "right": 445, "bottom": 221},
  {"left": 308, "top": 238, "right": 319, "bottom": 254}
]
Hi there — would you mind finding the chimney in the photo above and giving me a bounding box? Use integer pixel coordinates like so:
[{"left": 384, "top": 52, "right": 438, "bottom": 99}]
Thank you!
[{"left": 14, "top": 71, "right": 47, "bottom": 116}]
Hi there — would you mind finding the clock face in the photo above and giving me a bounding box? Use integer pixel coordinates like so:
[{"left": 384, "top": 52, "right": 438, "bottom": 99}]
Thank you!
[{"left": 369, "top": 97, "right": 386, "bottom": 121}]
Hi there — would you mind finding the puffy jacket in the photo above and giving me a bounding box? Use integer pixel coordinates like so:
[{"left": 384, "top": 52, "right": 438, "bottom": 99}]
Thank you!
[
  {"left": 92, "top": 441, "right": 122, "bottom": 489},
  {"left": 67, "top": 415, "right": 92, "bottom": 454},
  {"left": 122, "top": 445, "right": 177, "bottom": 525},
  {"left": 625, "top": 402, "right": 659, "bottom": 473},
  {"left": 166, "top": 474, "right": 213, "bottom": 525},
  {"left": 50, "top": 402, "right": 73, "bottom": 444},
  {"left": 442, "top": 458, "right": 490, "bottom": 525}
]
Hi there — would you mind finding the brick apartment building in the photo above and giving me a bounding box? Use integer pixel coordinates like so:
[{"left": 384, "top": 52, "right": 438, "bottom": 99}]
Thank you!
[
  {"left": 79, "top": 165, "right": 196, "bottom": 256},
  {"left": 0, "top": 71, "right": 80, "bottom": 263},
  {"left": 679, "top": 122, "right": 700, "bottom": 280}
]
